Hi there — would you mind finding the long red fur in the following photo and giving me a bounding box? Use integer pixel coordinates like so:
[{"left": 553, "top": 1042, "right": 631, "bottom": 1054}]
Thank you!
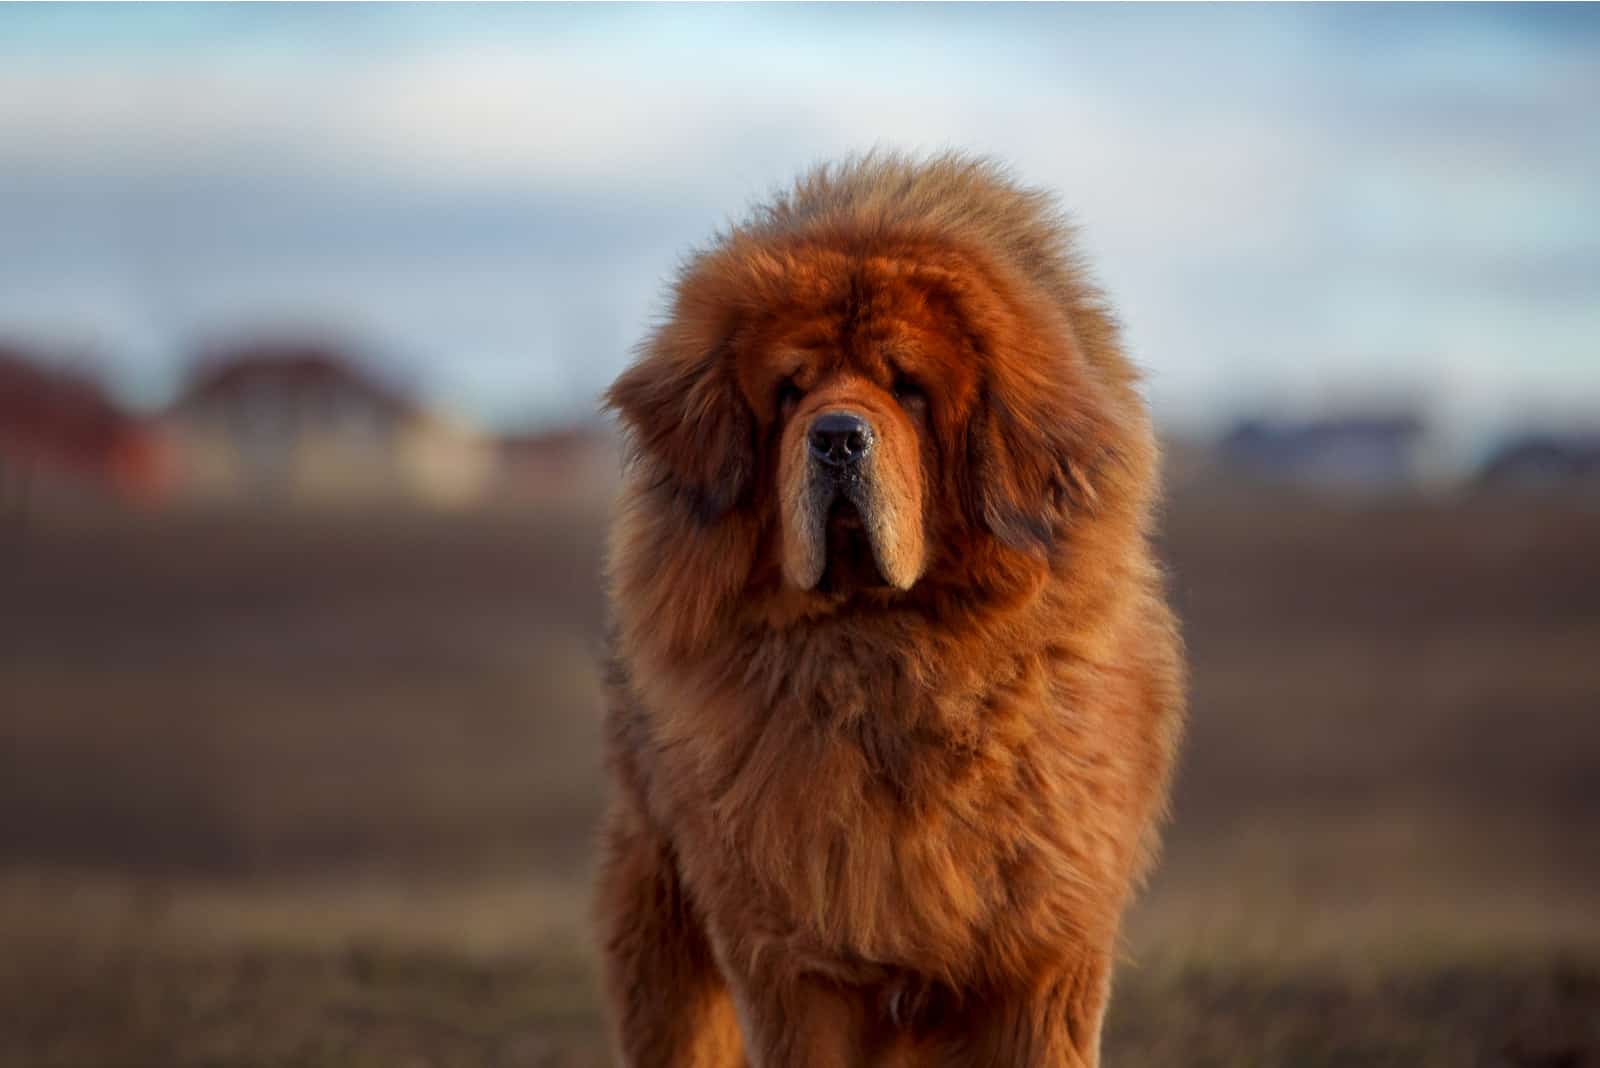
[{"left": 596, "top": 153, "right": 1186, "bottom": 1067}]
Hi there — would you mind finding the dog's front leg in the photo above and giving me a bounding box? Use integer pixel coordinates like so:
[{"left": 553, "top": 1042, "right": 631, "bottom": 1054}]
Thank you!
[
  {"left": 719, "top": 955, "right": 869, "bottom": 1068},
  {"left": 941, "top": 946, "right": 1113, "bottom": 1068},
  {"left": 594, "top": 804, "right": 747, "bottom": 1068}
]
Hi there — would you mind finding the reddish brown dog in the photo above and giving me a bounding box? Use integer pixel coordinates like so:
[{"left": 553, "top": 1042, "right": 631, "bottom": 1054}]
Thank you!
[{"left": 596, "top": 154, "right": 1185, "bottom": 1067}]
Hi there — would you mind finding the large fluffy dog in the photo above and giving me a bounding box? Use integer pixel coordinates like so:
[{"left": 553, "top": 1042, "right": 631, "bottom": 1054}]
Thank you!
[{"left": 596, "top": 154, "right": 1185, "bottom": 1067}]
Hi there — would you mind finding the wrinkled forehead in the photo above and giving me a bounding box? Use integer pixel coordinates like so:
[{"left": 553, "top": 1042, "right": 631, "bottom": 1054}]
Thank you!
[{"left": 731, "top": 251, "right": 983, "bottom": 409}]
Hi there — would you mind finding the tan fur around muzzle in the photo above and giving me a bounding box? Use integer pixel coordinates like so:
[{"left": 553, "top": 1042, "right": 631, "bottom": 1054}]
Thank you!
[{"left": 779, "top": 411, "right": 926, "bottom": 592}]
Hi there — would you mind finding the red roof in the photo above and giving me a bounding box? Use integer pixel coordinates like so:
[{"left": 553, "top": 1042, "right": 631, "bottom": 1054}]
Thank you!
[
  {"left": 0, "top": 345, "right": 167, "bottom": 498},
  {"left": 175, "top": 342, "right": 414, "bottom": 418}
]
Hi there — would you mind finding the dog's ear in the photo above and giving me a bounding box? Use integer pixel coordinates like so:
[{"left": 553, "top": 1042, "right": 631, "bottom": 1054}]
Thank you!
[
  {"left": 966, "top": 380, "right": 1106, "bottom": 552},
  {"left": 606, "top": 313, "right": 754, "bottom": 521},
  {"left": 950, "top": 275, "right": 1120, "bottom": 554}
]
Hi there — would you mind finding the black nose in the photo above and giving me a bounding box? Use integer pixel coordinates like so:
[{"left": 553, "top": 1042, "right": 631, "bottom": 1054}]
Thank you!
[{"left": 808, "top": 411, "right": 874, "bottom": 468}]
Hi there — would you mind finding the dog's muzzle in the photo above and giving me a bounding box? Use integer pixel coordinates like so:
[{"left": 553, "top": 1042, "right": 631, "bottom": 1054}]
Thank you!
[{"left": 782, "top": 406, "right": 925, "bottom": 593}]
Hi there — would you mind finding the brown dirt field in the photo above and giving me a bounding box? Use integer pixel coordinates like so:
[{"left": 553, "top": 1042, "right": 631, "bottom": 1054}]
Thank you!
[{"left": 2, "top": 486, "right": 1598, "bottom": 1065}]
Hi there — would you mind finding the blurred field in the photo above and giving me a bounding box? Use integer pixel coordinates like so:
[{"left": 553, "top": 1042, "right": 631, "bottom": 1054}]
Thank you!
[{"left": 2, "top": 486, "right": 1598, "bottom": 1066}]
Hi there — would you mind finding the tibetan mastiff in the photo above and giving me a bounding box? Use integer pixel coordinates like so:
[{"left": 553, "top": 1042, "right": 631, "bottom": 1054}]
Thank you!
[{"left": 596, "top": 154, "right": 1185, "bottom": 1067}]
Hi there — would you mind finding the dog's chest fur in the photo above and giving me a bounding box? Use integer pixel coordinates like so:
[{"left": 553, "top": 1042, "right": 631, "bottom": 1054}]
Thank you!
[{"left": 638, "top": 630, "right": 1135, "bottom": 985}]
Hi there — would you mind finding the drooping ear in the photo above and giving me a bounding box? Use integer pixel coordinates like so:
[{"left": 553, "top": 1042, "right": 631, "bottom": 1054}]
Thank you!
[
  {"left": 605, "top": 316, "right": 754, "bottom": 521},
  {"left": 966, "top": 380, "right": 1104, "bottom": 552},
  {"left": 953, "top": 308, "right": 1132, "bottom": 556},
  {"left": 927, "top": 260, "right": 1120, "bottom": 555}
]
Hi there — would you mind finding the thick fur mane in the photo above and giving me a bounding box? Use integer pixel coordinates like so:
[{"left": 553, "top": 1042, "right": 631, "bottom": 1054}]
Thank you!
[
  {"left": 596, "top": 152, "right": 1186, "bottom": 1068},
  {"left": 609, "top": 152, "right": 1161, "bottom": 656},
  {"left": 747, "top": 153, "right": 1142, "bottom": 418}
]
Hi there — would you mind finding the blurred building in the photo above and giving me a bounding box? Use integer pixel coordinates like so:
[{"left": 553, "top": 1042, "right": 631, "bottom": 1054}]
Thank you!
[
  {"left": 1476, "top": 431, "right": 1600, "bottom": 491},
  {"left": 0, "top": 344, "right": 169, "bottom": 503},
  {"left": 1219, "top": 411, "right": 1426, "bottom": 491},
  {"left": 497, "top": 424, "right": 619, "bottom": 504},
  {"left": 165, "top": 341, "right": 494, "bottom": 509}
]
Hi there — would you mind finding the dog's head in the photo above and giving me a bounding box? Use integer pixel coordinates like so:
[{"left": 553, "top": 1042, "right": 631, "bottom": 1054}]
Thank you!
[{"left": 608, "top": 166, "right": 1152, "bottom": 615}]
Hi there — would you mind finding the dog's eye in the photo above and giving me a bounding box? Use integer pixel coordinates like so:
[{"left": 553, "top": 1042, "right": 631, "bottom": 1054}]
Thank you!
[
  {"left": 776, "top": 379, "right": 803, "bottom": 412},
  {"left": 892, "top": 376, "right": 926, "bottom": 410}
]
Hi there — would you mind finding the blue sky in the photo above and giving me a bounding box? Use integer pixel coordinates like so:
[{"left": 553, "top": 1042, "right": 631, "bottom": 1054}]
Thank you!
[{"left": 2, "top": 3, "right": 1597, "bottom": 453}]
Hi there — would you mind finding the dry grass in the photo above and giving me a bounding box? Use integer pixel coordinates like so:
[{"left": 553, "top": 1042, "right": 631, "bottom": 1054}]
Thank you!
[{"left": 2, "top": 487, "right": 1597, "bottom": 1065}]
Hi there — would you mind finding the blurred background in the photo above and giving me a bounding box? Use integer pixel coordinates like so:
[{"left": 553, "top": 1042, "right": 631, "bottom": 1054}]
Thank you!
[{"left": 2, "top": 4, "right": 1597, "bottom": 1066}]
